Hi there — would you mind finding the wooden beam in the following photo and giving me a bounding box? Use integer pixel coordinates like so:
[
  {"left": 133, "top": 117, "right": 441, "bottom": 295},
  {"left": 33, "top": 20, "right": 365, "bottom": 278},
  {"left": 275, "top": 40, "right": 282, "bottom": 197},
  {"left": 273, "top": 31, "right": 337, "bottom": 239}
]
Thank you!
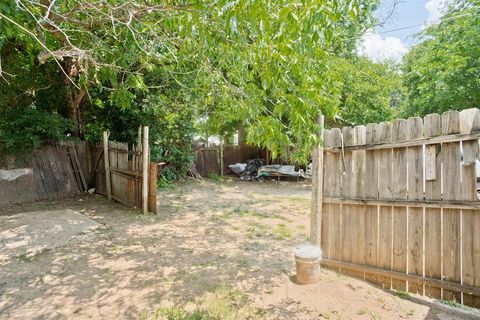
[
  {"left": 323, "top": 197, "right": 480, "bottom": 210},
  {"left": 321, "top": 259, "right": 480, "bottom": 297},
  {"left": 310, "top": 115, "right": 325, "bottom": 246},
  {"left": 142, "top": 126, "right": 149, "bottom": 214},
  {"left": 103, "top": 131, "right": 112, "bottom": 201},
  {"left": 324, "top": 131, "right": 480, "bottom": 153}
]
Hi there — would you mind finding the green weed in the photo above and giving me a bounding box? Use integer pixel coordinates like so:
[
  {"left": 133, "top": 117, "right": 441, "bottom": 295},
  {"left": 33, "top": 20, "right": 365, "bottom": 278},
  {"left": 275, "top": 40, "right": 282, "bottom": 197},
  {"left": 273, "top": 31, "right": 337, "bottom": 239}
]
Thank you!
[{"left": 272, "top": 223, "right": 291, "bottom": 240}]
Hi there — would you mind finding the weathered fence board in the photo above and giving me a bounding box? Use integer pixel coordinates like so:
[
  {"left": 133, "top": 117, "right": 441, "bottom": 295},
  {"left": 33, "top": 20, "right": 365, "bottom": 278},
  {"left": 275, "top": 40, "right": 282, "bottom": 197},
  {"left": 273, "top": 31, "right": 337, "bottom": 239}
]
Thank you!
[{"left": 315, "top": 108, "right": 480, "bottom": 308}]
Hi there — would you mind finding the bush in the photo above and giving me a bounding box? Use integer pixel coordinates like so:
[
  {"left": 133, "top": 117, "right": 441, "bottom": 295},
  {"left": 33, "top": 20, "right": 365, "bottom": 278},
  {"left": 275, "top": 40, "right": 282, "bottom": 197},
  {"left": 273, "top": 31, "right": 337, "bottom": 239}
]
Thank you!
[{"left": 0, "top": 107, "right": 71, "bottom": 155}]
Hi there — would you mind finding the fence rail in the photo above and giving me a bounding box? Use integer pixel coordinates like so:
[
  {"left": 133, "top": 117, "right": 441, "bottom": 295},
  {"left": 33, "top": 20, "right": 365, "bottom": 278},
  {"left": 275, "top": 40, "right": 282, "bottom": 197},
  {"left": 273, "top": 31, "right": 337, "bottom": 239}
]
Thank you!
[{"left": 312, "top": 108, "right": 480, "bottom": 308}]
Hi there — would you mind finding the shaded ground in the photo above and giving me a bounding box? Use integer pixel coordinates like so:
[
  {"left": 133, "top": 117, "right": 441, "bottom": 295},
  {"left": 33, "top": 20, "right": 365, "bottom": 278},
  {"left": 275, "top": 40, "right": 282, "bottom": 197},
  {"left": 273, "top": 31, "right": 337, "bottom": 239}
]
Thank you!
[{"left": 1, "top": 179, "right": 479, "bottom": 319}]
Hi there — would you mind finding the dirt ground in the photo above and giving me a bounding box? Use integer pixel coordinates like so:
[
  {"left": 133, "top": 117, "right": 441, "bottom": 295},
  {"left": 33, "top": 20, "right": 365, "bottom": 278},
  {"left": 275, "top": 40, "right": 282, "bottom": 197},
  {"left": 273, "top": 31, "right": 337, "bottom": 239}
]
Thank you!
[{"left": 1, "top": 179, "right": 479, "bottom": 319}]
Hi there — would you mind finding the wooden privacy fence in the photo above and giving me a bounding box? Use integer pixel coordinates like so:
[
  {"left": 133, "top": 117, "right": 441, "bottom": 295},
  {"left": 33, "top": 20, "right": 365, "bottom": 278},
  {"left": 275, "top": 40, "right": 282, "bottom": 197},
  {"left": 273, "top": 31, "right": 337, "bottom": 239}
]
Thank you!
[
  {"left": 194, "top": 144, "right": 264, "bottom": 177},
  {"left": 97, "top": 127, "right": 157, "bottom": 214},
  {"left": 311, "top": 108, "right": 480, "bottom": 307}
]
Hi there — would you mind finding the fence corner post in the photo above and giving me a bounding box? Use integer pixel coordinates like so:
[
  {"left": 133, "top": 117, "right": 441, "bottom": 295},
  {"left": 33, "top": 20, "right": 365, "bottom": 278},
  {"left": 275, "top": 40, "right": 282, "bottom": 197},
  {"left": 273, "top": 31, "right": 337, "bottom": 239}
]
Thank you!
[
  {"left": 142, "top": 126, "right": 149, "bottom": 214},
  {"left": 103, "top": 131, "right": 112, "bottom": 201},
  {"left": 310, "top": 115, "right": 324, "bottom": 246}
]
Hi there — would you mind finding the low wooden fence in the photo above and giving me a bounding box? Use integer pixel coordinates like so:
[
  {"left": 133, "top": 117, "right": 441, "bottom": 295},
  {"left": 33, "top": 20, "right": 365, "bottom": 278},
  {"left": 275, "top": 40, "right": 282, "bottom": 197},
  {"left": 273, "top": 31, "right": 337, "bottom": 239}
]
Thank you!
[
  {"left": 194, "top": 144, "right": 264, "bottom": 177},
  {"left": 1, "top": 129, "right": 157, "bottom": 214},
  {"left": 0, "top": 141, "right": 92, "bottom": 205},
  {"left": 311, "top": 108, "right": 480, "bottom": 307}
]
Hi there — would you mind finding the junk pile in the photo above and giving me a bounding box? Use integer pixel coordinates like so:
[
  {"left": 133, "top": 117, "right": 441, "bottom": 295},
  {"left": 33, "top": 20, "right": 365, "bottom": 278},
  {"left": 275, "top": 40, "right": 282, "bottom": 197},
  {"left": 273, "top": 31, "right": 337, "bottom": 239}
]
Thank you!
[{"left": 228, "top": 159, "right": 306, "bottom": 181}]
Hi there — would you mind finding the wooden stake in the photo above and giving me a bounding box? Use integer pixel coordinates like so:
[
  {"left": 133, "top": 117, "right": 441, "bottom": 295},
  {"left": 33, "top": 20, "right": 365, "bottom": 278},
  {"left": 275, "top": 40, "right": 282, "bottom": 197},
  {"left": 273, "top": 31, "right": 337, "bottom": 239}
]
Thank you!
[
  {"left": 148, "top": 162, "right": 157, "bottom": 214},
  {"left": 142, "top": 126, "right": 149, "bottom": 214},
  {"left": 103, "top": 131, "right": 112, "bottom": 201},
  {"left": 310, "top": 115, "right": 325, "bottom": 246}
]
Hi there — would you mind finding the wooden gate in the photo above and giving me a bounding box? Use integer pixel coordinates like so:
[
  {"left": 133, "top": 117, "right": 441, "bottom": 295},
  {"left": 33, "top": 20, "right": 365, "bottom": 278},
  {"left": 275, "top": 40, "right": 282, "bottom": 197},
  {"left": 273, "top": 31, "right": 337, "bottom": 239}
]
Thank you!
[
  {"left": 97, "top": 126, "right": 157, "bottom": 213},
  {"left": 311, "top": 108, "right": 480, "bottom": 307}
]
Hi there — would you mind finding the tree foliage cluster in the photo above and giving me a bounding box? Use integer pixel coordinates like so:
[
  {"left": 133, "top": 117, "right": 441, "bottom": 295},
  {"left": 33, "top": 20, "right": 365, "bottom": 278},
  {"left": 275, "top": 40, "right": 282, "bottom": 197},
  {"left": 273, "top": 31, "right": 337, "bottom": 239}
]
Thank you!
[
  {"left": 0, "top": 0, "right": 479, "bottom": 180},
  {"left": 0, "top": 0, "right": 379, "bottom": 168},
  {"left": 401, "top": 0, "right": 480, "bottom": 117}
]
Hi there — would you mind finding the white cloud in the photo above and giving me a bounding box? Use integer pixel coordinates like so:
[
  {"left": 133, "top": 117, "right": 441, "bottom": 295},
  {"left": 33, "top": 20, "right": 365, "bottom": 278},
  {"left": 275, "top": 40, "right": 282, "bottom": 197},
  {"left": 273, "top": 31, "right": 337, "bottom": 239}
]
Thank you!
[
  {"left": 357, "top": 31, "right": 408, "bottom": 63},
  {"left": 425, "top": 0, "right": 451, "bottom": 25}
]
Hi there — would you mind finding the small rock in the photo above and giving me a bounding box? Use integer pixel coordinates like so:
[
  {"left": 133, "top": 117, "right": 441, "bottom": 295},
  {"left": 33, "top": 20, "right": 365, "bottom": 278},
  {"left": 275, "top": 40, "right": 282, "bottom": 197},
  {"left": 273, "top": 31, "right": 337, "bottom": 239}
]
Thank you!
[{"left": 88, "top": 188, "right": 95, "bottom": 194}]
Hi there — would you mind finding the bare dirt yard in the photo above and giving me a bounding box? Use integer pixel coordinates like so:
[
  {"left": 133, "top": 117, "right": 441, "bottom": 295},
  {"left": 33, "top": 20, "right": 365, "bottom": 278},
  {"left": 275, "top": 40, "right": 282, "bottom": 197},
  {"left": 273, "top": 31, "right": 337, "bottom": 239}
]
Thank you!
[{"left": 1, "top": 179, "right": 480, "bottom": 319}]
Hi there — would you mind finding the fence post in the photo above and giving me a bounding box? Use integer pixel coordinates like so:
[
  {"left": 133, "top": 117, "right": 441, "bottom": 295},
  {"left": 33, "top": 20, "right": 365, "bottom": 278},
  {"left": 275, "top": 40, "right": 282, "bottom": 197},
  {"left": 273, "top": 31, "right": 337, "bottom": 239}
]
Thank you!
[
  {"left": 310, "top": 115, "right": 325, "bottom": 246},
  {"left": 142, "top": 126, "right": 149, "bottom": 214},
  {"left": 148, "top": 162, "right": 157, "bottom": 214},
  {"left": 103, "top": 131, "right": 112, "bottom": 201}
]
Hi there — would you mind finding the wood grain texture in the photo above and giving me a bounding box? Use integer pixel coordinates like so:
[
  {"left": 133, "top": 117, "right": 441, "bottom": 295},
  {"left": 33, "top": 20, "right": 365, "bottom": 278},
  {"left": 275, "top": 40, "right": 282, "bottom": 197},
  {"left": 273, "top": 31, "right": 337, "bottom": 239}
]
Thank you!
[
  {"left": 377, "top": 122, "right": 393, "bottom": 288},
  {"left": 317, "top": 109, "right": 480, "bottom": 307},
  {"left": 441, "top": 111, "right": 462, "bottom": 301}
]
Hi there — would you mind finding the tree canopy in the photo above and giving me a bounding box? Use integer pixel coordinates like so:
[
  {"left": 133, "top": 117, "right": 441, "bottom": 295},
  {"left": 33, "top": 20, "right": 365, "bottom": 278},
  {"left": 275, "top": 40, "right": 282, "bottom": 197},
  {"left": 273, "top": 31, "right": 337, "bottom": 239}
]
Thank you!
[
  {"left": 2, "top": 0, "right": 478, "bottom": 180},
  {"left": 0, "top": 0, "right": 380, "bottom": 164},
  {"left": 401, "top": 0, "right": 480, "bottom": 117}
]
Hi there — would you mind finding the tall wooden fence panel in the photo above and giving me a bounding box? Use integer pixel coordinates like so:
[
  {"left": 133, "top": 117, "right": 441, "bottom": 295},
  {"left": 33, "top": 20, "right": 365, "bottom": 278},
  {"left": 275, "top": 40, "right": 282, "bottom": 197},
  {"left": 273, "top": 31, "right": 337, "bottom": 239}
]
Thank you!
[{"left": 316, "top": 108, "right": 480, "bottom": 307}]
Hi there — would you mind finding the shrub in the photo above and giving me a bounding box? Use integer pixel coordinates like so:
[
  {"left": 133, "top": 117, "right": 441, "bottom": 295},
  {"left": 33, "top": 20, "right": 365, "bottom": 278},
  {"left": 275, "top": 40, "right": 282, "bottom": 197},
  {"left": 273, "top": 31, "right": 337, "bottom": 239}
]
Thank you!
[{"left": 0, "top": 107, "right": 71, "bottom": 155}]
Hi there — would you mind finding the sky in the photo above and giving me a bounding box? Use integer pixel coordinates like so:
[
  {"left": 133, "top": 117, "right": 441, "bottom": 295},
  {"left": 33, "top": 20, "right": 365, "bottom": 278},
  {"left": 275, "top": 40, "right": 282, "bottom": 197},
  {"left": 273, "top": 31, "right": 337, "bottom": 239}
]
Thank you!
[{"left": 358, "top": 0, "right": 451, "bottom": 62}]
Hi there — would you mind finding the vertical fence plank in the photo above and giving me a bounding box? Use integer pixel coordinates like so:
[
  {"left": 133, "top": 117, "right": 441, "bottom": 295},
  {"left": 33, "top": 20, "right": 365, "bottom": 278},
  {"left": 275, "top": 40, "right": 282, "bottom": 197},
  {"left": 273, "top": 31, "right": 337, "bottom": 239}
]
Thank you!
[
  {"left": 407, "top": 117, "right": 424, "bottom": 294},
  {"left": 441, "top": 110, "right": 462, "bottom": 302},
  {"left": 328, "top": 128, "right": 343, "bottom": 266},
  {"left": 365, "top": 123, "right": 379, "bottom": 285},
  {"left": 424, "top": 113, "right": 443, "bottom": 299},
  {"left": 353, "top": 126, "right": 366, "bottom": 279},
  {"left": 341, "top": 126, "right": 361, "bottom": 278},
  {"left": 391, "top": 119, "right": 408, "bottom": 291},
  {"left": 376, "top": 121, "right": 393, "bottom": 289}
]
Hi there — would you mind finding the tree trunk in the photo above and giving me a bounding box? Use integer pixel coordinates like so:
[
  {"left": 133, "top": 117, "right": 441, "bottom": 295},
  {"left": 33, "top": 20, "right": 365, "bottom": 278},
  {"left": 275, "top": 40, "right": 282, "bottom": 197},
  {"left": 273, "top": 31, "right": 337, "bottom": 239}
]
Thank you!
[
  {"left": 62, "top": 57, "right": 85, "bottom": 137},
  {"left": 237, "top": 125, "right": 246, "bottom": 145}
]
